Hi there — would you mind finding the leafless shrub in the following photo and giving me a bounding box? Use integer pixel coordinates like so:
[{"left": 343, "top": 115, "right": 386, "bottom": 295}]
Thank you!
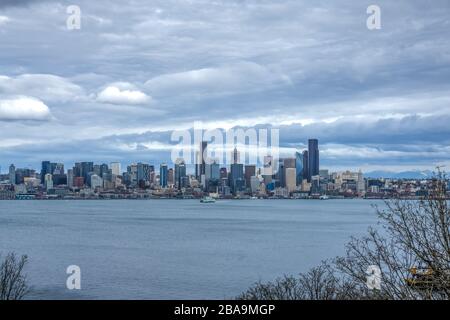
[
  {"left": 239, "top": 170, "right": 450, "bottom": 300},
  {"left": 0, "top": 252, "right": 29, "bottom": 300}
]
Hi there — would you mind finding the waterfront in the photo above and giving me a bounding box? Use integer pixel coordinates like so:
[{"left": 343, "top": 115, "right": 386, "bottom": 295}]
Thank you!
[{"left": 0, "top": 199, "right": 381, "bottom": 299}]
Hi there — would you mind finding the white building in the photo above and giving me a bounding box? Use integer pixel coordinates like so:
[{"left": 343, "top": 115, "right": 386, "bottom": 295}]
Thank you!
[
  {"left": 110, "top": 162, "right": 121, "bottom": 176},
  {"left": 285, "top": 167, "right": 297, "bottom": 193},
  {"left": 45, "top": 173, "right": 53, "bottom": 191},
  {"left": 250, "top": 176, "right": 260, "bottom": 193},
  {"left": 90, "top": 174, "right": 103, "bottom": 189}
]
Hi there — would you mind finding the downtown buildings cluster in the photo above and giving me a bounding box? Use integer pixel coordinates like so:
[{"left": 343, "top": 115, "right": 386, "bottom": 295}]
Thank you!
[{"left": 0, "top": 139, "right": 447, "bottom": 200}]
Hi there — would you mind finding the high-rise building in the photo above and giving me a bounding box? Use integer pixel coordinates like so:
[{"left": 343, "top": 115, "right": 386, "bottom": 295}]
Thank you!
[
  {"left": 168, "top": 168, "right": 174, "bottom": 186},
  {"left": 308, "top": 139, "right": 319, "bottom": 182},
  {"left": 41, "top": 161, "right": 51, "bottom": 184},
  {"left": 232, "top": 147, "right": 240, "bottom": 164},
  {"left": 90, "top": 174, "right": 103, "bottom": 189},
  {"left": 44, "top": 173, "right": 53, "bottom": 191},
  {"left": 160, "top": 163, "right": 168, "bottom": 188},
  {"left": 302, "top": 150, "right": 309, "bottom": 182},
  {"left": 81, "top": 162, "right": 94, "bottom": 183},
  {"left": 230, "top": 163, "right": 244, "bottom": 194},
  {"left": 174, "top": 158, "right": 187, "bottom": 189},
  {"left": 196, "top": 141, "right": 208, "bottom": 179},
  {"left": 9, "top": 164, "right": 16, "bottom": 185},
  {"left": 285, "top": 167, "right": 297, "bottom": 193},
  {"left": 277, "top": 158, "right": 285, "bottom": 188},
  {"left": 283, "top": 158, "right": 296, "bottom": 191},
  {"left": 53, "top": 163, "right": 64, "bottom": 175},
  {"left": 110, "top": 162, "right": 121, "bottom": 176},
  {"left": 73, "top": 162, "right": 82, "bottom": 178},
  {"left": 295, "top": 152, "right": 304, "bottom": 186},
  {"left": 127, "top": 164, "right": 138, "bottom": 186},
  {"left": 220, "top": 167, "right": 228, "bottom": 179},
  {"left": 137, "top": 163, "right": 151, "bottom": 183},
  {"left": 100, "top": 164, "right": 109, "bottom": 177},
  {"left": 67, "top": 169, "right": 74, "bottom": 188},
  {"left": 205, "top": 160, "right": 220, "bottom": 191},
  {"left": 93, "top": 164, "right": 101, "bottom": 176},
  {"left": 205, "top": 160, "right": 220, "bottom": 180},
  {"left": 244, "top": 165, "right": 256, "bottom": 188},
  {"left": 250, "top": 176, "right": 260, "bottom": 193}
]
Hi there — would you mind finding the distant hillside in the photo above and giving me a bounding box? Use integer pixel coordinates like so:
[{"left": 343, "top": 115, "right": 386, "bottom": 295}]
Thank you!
[{"left": 364, "top": 170, "right": 434, "bottom": 179}]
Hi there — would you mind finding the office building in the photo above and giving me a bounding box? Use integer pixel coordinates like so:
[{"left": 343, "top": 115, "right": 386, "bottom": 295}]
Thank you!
[
  {"left": 308, "top": 139, "right": 319, "bottom": 182},
  {"left": 174, "top": 158, "right": 187, "bottom": 189},
  {"left": 285, "top": 167, "right": 297, "bottom": 193},
  {"left": 160, "top": 163, "right": 168, "bottom": 188},
  {"left": 110, "top": 162, "right": 121, "bottom": 176},
  {"left": 9, "top": 164, "right": 16, "bottom": 185},
  {"left": 44, "top": 173, "right": 53, "bottom": 191},
  {"left": 196, "top": 141, "right": 207, "bottom": 179},
  {"left": 302, "top": 150, "right": 308, "bottom": 182},
  {"left": 244, "top": 165, "right": 256, "bottom": 189},
  {"left": 295, "top": 152, "right": 304, "bottom": 186}
]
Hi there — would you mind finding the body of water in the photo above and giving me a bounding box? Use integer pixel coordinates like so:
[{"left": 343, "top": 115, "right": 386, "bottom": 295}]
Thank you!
[{"left": 0, "top": 199, "right": 382, "bottom": 299}]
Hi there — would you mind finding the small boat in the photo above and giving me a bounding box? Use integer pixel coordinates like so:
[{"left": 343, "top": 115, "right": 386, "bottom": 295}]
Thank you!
[
  {"left": 319, "top": 195, "right": 329, "bottom": 200},
  {"left": 200, "top": 196, "right": 216, "bottom": 203}
]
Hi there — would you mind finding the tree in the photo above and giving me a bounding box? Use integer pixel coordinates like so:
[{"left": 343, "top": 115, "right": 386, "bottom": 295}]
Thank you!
[
  {"left": 239, "top": 171, "right": 450, "bottom": 300},
  {"left": 0, "top": 252, "right": 29, "bottom": 300},
  {"left": 335, "top": 172, "right": 450, "bottom": 300}
]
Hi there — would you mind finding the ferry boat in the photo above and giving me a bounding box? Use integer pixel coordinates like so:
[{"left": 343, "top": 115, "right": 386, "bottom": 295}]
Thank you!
[{"left": 200, "top": 196, "right": 216, "bottom": 203}]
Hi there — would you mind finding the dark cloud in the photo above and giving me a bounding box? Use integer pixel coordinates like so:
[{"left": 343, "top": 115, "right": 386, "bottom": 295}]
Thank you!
[
  {"left": 0, "top": 0, "right": 47, "bottom": 8},
  {"left": 0, "top": 0, "right": 449, "bottom": 172}
]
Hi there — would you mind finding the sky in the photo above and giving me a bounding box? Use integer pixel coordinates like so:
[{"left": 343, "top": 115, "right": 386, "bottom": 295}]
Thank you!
[{"left": 0, "top": 0, "right": 449, "bottom": 173}]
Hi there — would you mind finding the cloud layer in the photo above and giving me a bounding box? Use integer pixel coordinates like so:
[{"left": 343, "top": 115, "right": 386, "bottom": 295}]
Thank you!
[
  {"left": 0, "top": 96, "right": 52, "bottom": 121},
  {"left": 0, "top": 0, "right": 449, "bottom": 172},
  {"left": 97, "top": 84, "right": 151, "bottom": 105}
]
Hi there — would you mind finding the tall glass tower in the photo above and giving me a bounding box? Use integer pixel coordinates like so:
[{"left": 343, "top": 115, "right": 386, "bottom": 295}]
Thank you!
[
  {"left": 308, "top": 139, "right": 319, "bottom": 181},
  {"left": 295, "top": 152, "right": 303, "bottom": 185},
  {"left": 160, "top": 163, "right": 168, "bottom": 188}
]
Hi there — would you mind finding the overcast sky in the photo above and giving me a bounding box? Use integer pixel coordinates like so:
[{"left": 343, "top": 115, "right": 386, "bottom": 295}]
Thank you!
[{"left": 0, "top": 0, "right": 449, "bottom": 173}]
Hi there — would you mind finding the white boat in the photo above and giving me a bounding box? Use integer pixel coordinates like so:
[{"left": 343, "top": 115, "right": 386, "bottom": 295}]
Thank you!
[
  {"left": 319, "top": 195, "right": 329, "bottom": 200},
  {"left": 200, "top": 196, "right": 216, "bottom": 203}
]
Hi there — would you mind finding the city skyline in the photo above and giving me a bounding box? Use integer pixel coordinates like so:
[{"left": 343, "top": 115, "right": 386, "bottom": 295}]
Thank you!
[
  {"left": 2, "top": 138, "right": 445, "bottom": 200},
  {"left": 1, "top": 1, "right": 450, "bottom": 173}
]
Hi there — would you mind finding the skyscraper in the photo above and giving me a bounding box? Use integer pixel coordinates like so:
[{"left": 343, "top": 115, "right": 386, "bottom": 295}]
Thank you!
[
  {"left": 277, "top": 158, "right": 285, "bottom": 188},
  {"left": 295, "top": 152, "right": 304, "bottom": 186},
  {"left": 232, "top": 147, "right": 240, "bottom": 164},
  {"left": 230, "top": 163, "right": 244, "bottom": 194},
  {"left": 67, "top": 169, "right": 74, "bottom": 188},
  {"left": 244, "top": 165, "right": 256, "bottom": 188},
  {"left": 81, "top": 162, "right": 94, "bottom": 184},
  {"left": 196, "top": 141, "right": 208, "bottom": 179},
  {"left": 302, "top": 150, "right": 309, "bottom": 182},
  {"left": 44, "top": 173, "right": 53, "bottom": 191},
  {"left": 174, "top": 158, "right": 187, "bottom": 189},
  {"left": 263, "top": 155, "right": 273, "bottom": 185},
  {"left": 137, "top": 163, "right": 151, "bottom": 183},
  {"left": 9, "top": 164, "right": 16, "bottom": 185},
  {"left": 110, "top": 162, "right": 121, "bottom": 176},
  {"left": 41, "top": 161, "right": 51, "bottom": 184},
  {"left": 283, "top": 158, "right": 296, "bottom": 189},
  {"left": 160, "top": 163, "right": 168, "bottom": 188},
  {"left": 308, "top": 139, "right": 319, "bottom": 181},
  {"left": 285, "top": 167, "right": 297, "bottom": 193}
]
